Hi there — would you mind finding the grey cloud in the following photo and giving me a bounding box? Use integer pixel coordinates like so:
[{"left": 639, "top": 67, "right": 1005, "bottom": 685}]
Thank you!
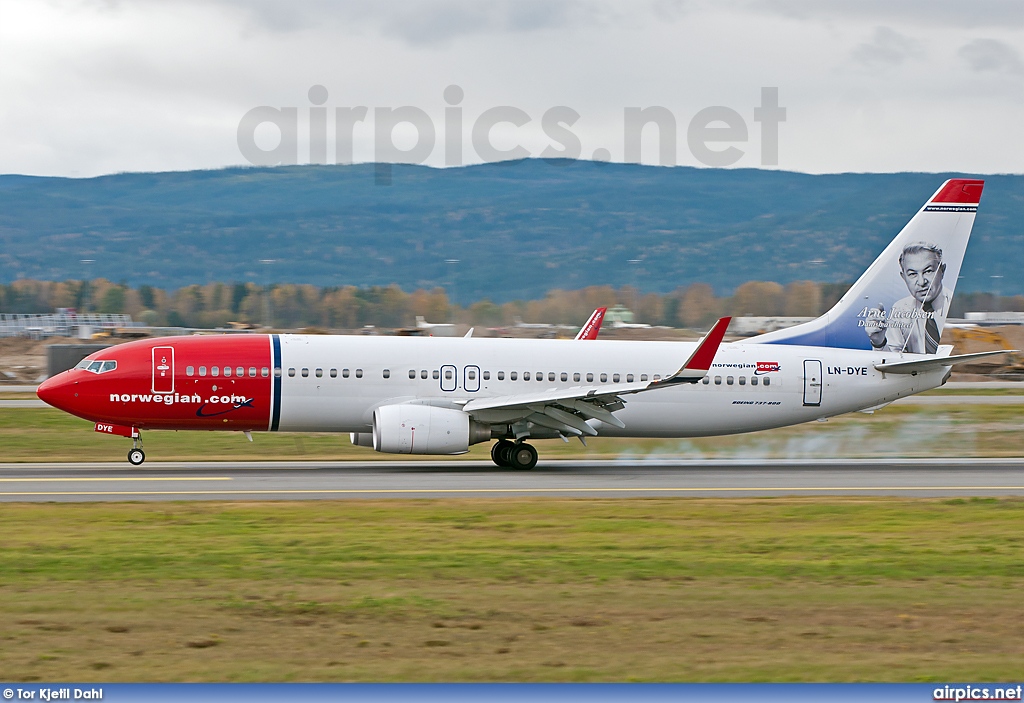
[
  {"left": 184, "top": 0, "right": 613, "bottom": 44},
  {"left": 749, "top": 0, "right": 1024, "bottom": 29},
  {"left": 851, "top": 27, "right": 924, "bottom": 68},
  {"left": 958, "top": 38, "right": 1024, "bottom": 75}
]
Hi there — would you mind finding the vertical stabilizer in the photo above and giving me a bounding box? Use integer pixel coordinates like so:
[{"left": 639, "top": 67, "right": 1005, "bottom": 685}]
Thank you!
[{"left": 749, "top": 179, "right": 984, "bottom": 353}]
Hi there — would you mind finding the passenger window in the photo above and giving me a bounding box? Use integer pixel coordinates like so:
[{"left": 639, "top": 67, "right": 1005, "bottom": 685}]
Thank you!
[
  {"left": 186, "top": 366, "right": 195, "bottom": 376},
  {"left": 468, "top": 370, "right": 477, "bottom": 380},
  {"left": 316, "top": 368, "right": 323, "bottom": 378},
  {"left": 613, "top": 373, "right": 620, "bottom": 383},
  {"left": 330, "top": 369, "right": 337, "bottom": 378},
  {"left": 653, "top": 374, "right": 661, "bottom": 381},
  {"left": 409, "top": 370, "right": 416, "bottom": 379},
  {"left": 510, "top": 372, "right": 518, "bottom": 381},
  {"left": 714, "top": 376, "right": 722, "bottom": 385},
  {"left": 751, "top": 376, "right": 758, "bottom": 386},
  {"left": 224, "top": 366, "right": 232, "bottom": 377},
  {"left": 421, "top": 370, "right": 428, "bottom": 379},
  {"left": 211, "top": 366, "right": 219, "bottom": 377},
  {"left": 641, "top": 374, "right": 648, "bottom": 382},
  {"left": 587, "top": 373, "right": 594, "bottom": 382},
  {"left": 483, "top": 371, "right": 490, "bottom": 380},
  {"left": 444, "top": 369, "right": 453, "bottom": 380},
  {"left": 560, "top": 372, "right": 568, "bottom": 382},
  {"left": 236, "top": 367, "right": 244, "bottom": 377},
  {"left": 537, "top": 373, "right": 544, "bottom": 382},
  {"left": 600, "top": 373, "right": 608, "bottom": 383},
  {"left": 343, "top": 369, "right": 350, "bottom": 378},
  {"left": 727, "top": 376, "right": 734, "bottom": 385},
  {"left": 383, "top": 369, "right": 390, "bottom": 379},
  {"left": 763, "top": 377, "right": 771, "bottom": 386},
  {"left": 261, "top": 367, "right": 269, "bottom": 378},
  {"left": 288, "top": 368, "right": 296, "bottom": 377},
  {"left": 275, "top": 367, "right": 282, "bottom": 378},
  {"left": 524, "top": 372, "right": 531, "bottom": 381},
  {"left": 739, "top": 376, "right": 746, "bottom": 385},
  {"left": 498, "top": 371, "right": 505, "bottom": 380},
  {"left": 626, "top": 374, "right": 634, "bottom": 382},
  {"left": 548, "top": 372, "right": 555, "bottom": 382},
  {"left": 702, "top": 376, "right": 710, "bottom": 385},
  {"left": 249, "top": 367, "right": 256, "bottom": 378},
  {"left": 355, "top": 369, "right": 363, "bottom": 378},
  {"left": 199, "top": 366, "right": 207, "bottom": 377},
  {"left": 301, "top": 368, "right": 309, "bottom": 377},
  {"left": 431, "top": 370, "right": 438, "bottom": 380},
  {"left": 573, "top": 373, "right": 580, "bottom": 382}
]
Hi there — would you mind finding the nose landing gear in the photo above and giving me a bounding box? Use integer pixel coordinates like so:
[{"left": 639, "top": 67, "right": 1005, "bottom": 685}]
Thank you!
[
  {"left": 491, "top": 440, "right": 538, "bottom": 470},
  {"left": 127, "top": 431, "right": 145, "bottom": 466}
]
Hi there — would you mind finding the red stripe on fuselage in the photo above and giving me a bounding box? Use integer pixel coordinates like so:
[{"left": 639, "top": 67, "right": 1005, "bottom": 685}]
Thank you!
[{"left": 42, "top": 335, "right": 273, "bottom": 431}]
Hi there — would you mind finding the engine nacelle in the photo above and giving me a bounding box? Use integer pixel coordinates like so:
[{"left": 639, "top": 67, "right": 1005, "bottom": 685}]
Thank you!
[
  {"left": 372, "top": 404, "right": 491, "bottom": 455},
  {"left": 349, "top": 432, "right": 374, "bottom": 448}
]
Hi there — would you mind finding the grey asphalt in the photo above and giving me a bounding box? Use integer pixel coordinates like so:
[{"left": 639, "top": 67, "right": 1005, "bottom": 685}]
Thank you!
[{"left": 1, "top": 458, "right": 1023, "bottom": 502}]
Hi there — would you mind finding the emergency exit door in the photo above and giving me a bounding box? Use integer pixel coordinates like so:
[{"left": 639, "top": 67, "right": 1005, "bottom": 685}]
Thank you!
[
  {"left": 152, "top": 346, "right": 174, "bottom": 394},
  {"left": 803, "top": 359, "right": 822, "bottom": 407}
]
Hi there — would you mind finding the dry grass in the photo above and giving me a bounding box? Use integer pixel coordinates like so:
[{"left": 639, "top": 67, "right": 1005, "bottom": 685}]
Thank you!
[{"left": 1, "top": 498, "right": 1023, "bottom": 681}]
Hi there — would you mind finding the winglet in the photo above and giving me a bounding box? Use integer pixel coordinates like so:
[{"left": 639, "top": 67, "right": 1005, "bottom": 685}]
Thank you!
[
  {"left": 662, "top": 317, "right": 731, "bottom": 383},
  {"left": 575, "top": 307, "right": 607, "bottom": 340}
]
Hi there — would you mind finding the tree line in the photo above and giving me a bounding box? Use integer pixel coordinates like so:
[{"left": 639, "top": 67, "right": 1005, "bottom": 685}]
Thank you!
[{"left": 1, "top": 279, "right": 1020, "bottom": 330}]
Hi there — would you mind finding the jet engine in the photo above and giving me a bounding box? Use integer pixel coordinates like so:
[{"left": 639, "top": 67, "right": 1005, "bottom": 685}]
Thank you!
[{"left": 370, "top": 404, "right": 491, "bottom": 455}]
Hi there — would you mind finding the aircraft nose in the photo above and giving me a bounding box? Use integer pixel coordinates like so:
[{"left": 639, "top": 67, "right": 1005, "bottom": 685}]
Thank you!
[{"left": 37, "top": 372, "right": 76, "bottom": 412}]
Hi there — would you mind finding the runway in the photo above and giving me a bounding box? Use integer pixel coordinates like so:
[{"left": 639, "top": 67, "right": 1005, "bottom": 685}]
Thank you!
[{"left": 1, "top": 458, "right": 1024, "bottom": 502}]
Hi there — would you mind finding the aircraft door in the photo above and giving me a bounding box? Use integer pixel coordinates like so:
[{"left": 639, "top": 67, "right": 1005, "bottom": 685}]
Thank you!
[
  {"left": 464, "top": 365, "right": 480, "bottom": 392},
  {"left": 440, "top": 364, "right": 457, "bottom": 392},
  {"left": 802, "top": 359, "right": 822, "bottom": 407},
  {"left": 152, "top": 346, "right": 175, "bottom": 394}
]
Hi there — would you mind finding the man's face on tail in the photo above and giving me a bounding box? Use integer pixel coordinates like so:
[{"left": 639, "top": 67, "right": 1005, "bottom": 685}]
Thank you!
[{"left": 900, "top": 250, "right": 944, "bottom": 305}]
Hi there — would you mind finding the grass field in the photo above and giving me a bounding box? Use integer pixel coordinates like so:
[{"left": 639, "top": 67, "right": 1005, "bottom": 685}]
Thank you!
[
  {"left": 1, "top": 498, "right": 1022, "bottom": 682},
  {"left": 2, "top": 403, "right": 1023, "bottom": 462}
]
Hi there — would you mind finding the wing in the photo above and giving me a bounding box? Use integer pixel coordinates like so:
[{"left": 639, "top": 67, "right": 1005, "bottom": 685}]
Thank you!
[{"left": 462, "top": 317, "right": 731, "bottom": 438}]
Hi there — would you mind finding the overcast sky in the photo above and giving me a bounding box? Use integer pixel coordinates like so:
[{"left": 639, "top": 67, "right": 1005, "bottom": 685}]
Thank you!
[{"left": 1, "top": 0, "right": 1022, "bottom": 177}]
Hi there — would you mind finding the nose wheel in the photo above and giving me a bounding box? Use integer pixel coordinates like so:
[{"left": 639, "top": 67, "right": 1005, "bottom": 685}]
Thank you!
[{"left": 127, "top": 430, "right": 145, "bottom": 466}]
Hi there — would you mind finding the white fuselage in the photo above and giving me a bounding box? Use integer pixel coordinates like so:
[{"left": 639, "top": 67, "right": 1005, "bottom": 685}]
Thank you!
[{"left": 274, "top": 335, "right": 941, "bottom": 436}]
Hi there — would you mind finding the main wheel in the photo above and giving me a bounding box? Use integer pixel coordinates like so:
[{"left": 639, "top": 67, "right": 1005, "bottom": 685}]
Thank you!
[
  {"left": 491, "top": 440, "right": 514, "bottom": 467},
  {"left": 127, "top": 448, "right": 146, "bottom": 466},
  {"left": 507, "top": 442, "right": 538, "bottom": 470}
]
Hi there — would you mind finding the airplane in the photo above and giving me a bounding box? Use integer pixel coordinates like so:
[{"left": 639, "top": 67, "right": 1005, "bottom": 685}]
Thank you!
[
  {"left": 37, "top": 179, "right": 1012, "bottom": 469},
  {"left": 574, "top": 307, "right": 607, "bottom": 340}
]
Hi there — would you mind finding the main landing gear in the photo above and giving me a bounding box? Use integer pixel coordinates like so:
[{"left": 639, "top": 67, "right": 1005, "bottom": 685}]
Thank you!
[
  {"left": 491, "top": 440, "right": 538, "bottom": 470},
  {"left": 127, "top": 431, "right": 145, "bottom": 466}
]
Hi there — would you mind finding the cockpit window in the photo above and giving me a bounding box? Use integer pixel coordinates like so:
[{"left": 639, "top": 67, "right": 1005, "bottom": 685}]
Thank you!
[{"left": 77, "top": 359, "right": 117, "bottom": 374}]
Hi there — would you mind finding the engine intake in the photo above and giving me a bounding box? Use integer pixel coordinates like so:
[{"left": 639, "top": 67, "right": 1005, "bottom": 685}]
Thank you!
[{"left": 372, "top": 404, "right": 491, "bottom": 455}]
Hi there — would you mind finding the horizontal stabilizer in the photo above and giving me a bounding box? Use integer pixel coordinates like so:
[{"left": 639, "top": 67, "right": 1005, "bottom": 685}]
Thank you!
[{"left": 874, "top": 350, "right": 1016, "bottom": 374}]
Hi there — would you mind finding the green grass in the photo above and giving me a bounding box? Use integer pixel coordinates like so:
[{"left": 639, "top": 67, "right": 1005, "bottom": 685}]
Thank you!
[
  {"left": 1, "top": 498, "right": 1023, "bottom": 681},
  {"left": 3, "top": 404, "right": 1023, "bottom": 462}
]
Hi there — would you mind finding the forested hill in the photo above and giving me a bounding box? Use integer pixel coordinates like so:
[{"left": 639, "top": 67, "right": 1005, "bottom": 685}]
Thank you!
[{"left": 0, "top": 160, "right": 1020, "bottom": 302}]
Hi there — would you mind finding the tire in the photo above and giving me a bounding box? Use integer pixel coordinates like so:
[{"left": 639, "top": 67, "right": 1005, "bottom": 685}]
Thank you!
[
  {"left": 491, "top": 440, "right": 514, "bottom": 467},
  {"left": 127, "top": 448, "right": 146, "bottom": 466},
  {"left": 508, "top": 442, "right": 538, "bottom": 470}
]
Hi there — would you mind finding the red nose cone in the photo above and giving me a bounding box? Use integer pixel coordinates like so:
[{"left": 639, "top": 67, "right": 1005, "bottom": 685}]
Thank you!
[{"left": 37, "top": 372, "right": 74, "bottom": 412}]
